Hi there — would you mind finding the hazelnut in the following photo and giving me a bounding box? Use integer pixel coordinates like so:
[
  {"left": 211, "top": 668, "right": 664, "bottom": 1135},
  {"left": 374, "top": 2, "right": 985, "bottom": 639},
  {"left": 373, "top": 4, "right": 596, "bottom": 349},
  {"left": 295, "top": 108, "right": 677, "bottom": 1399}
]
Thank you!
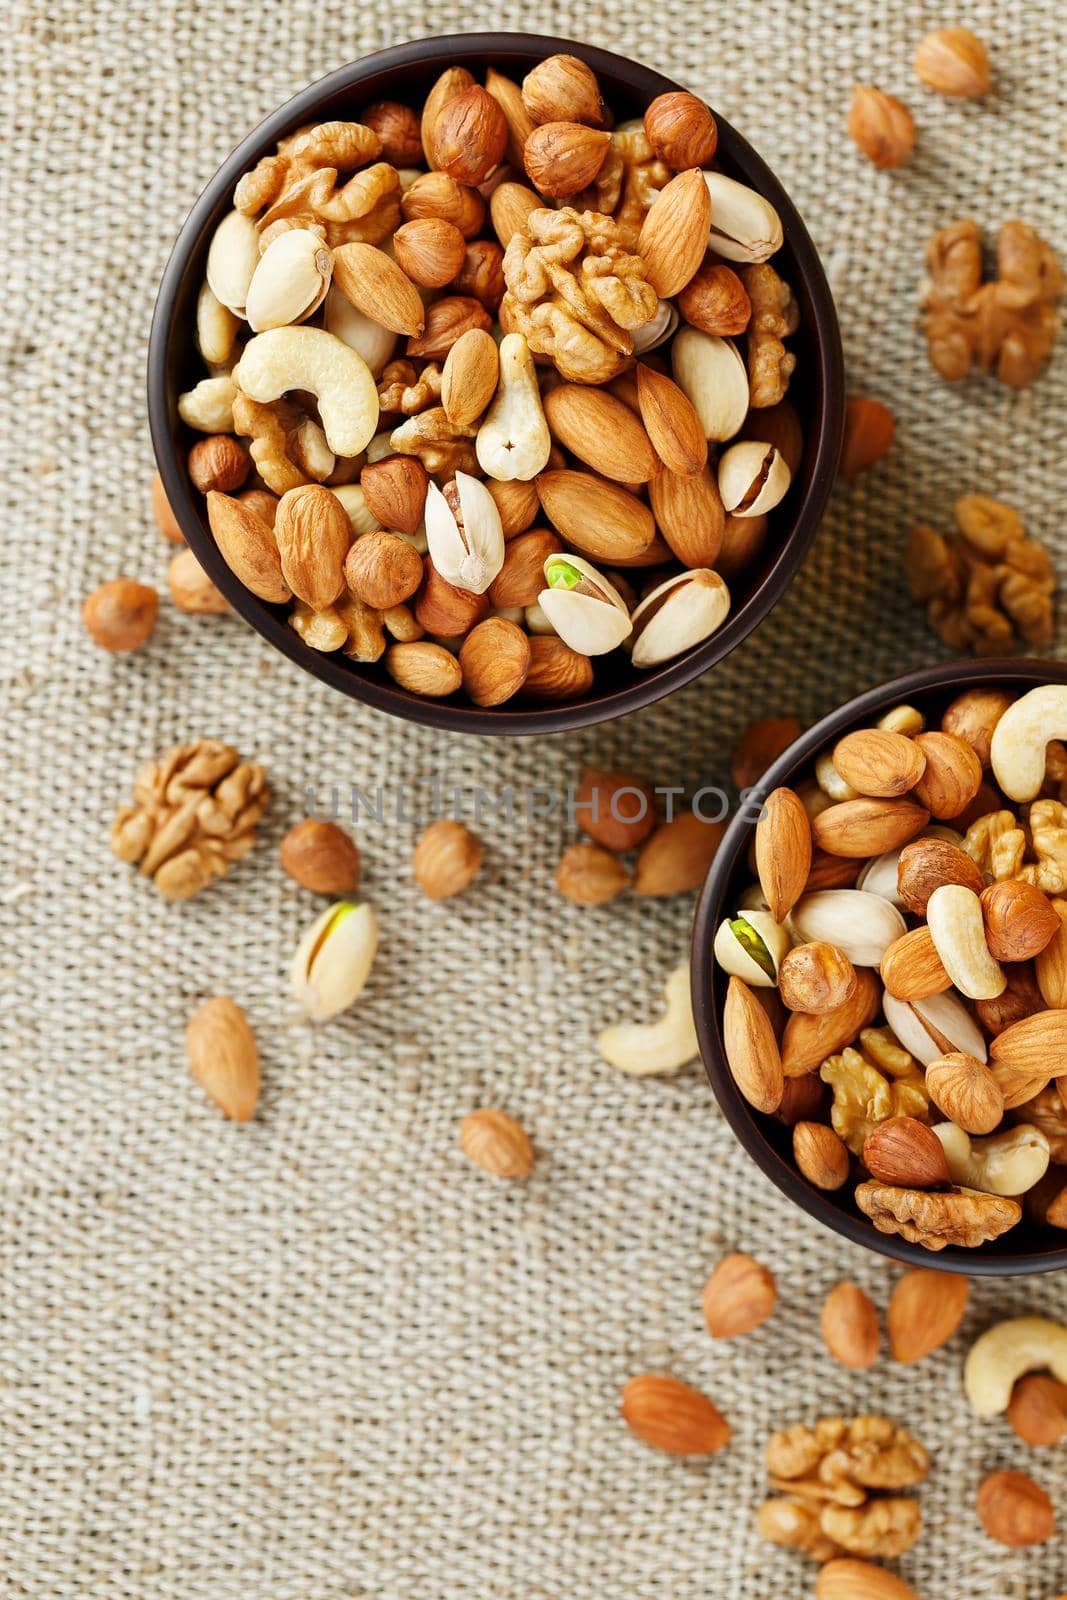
[
  {"left": 575, "top": 767, "right": 656, "bottom": 852},
  {"left": 643, "top": 91, "right": 718, "bottom": 169},
  {"left": 976, "top": 1470, "right": 1054, "bottom": 1547},
  {"left": 453, "top": 239, "right": 506, "bottom": 314},
  {"left": 981, "top": 880, "right": 1060, "bottom": 963},
  {"left": 151, "top": 469, "right": 185, "bottom": 543},
  {"left": 359, "top": 455, "right": 428, "bottom": 538},
  {"left": 428, "top": 85, "right": 508, "bottom": 185},
  {"left": 556, "top": 841, "right": 630, "bottom": 904},
  {"left": 361, "top": 99, "right": 423, "bottom": 165},
  {"left": 279, "top": 818, "right": 361, "bottom": 895},
  {"left": 846, "top": 85, "right": 916, "bottom": 169},
  {"left": 392, "top": 217, "right": 467, "bottom": 288},
  {"left": 521, "top": 54, "right": 605, "bottom": 127},
  {"left": 792, "top": 1120, "right": 849, "bottom": 1190},
  {"left": 702, "top": 1252, "right": 776, "bottom": 1338},
  {"left": 778, "top": 941, "right": 857, "bottom": 1014},
  {"left": 840, "top": 396, "right": 895, "bottom": 479},
  {"left": 862, "top": 1116, "right": 950, "bottom": 1188},
  {"left": 914, "top": 27, "right": 991, "bottom": 98},
  {"left": 401, "top": 172, "right": 485, "bottom": 239},
  {"left": 385, "top": 640, "right": 462, "bottom": 697},
  {"left": 523, "top": 121, "right": 611, "bottom": 198},
  {"left": 821, "top": 1281, "right": 879, "bottom": 1369},
  {"left": 412, "top": 819, "right": 483, "bottom": 900},
  {"left": 460, "top": 1108, "right": 534, "bottom": 1178},
  {"left": 458, "top": 616, "right": 531, "bottom": 707},
  {"left": 1006, "top": 1375, "right": 1067, "bottom": 1447},
  {"left": 896, "top": 836, "right": 985, "bottom": 916},
  {"left": 83, "top": 578, "right": 158, "bottom": 652},
  {"left": 677, "top": 261, "right": 752, "bottom": 336},
  {"left": 344, "top": 531, "right": 424, "bottom": 611},
  {"left": 414, "top": 561, "right": 489, "bottom": 636},
  {"left": 187, "top": 434, "right": 250, "bottom": 494},
  {"left": 167, "top": 547, "right": 228, "bottom": 615}
]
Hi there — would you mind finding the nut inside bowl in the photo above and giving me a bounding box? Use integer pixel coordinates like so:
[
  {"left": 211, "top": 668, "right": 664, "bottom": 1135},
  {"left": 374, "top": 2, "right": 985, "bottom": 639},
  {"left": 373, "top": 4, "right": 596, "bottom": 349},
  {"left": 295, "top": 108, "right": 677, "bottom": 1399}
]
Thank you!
[
  {"left": 692, "top": 658, "right": 1067, "bottom": 1276},
  {"left": 148, "top": 31, "right": 843, "bottom": 734}
]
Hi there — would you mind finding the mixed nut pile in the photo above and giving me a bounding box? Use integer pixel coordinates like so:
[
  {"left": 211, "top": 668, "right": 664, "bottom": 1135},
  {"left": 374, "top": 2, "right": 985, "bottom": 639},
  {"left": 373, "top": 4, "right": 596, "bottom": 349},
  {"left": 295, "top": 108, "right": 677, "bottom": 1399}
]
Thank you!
[
  {"left": 717, "top": 681, "right": 1067, "bottom": 1254},
  {"left": 167, "top": 53, "right": 803, "bottom": 705}
]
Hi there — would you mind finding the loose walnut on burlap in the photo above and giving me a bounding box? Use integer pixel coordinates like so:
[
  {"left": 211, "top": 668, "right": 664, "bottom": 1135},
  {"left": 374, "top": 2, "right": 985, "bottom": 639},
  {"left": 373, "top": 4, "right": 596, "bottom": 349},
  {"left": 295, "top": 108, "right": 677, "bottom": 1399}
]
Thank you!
[
  {"left": 500, "top": 207, "right": 659, "bottom": 384},
  {"left": 759, "top": 1416, "right": 928, "bottom": 1563},
  {"left": 921, "top": 218, "right": 1063, "bottom": 386},
  {"left": 111, "top": 740, "right": 269, "bottom": 900},
  {"left": 905, "top": 492, "right": 1055, "bottom": 654}
]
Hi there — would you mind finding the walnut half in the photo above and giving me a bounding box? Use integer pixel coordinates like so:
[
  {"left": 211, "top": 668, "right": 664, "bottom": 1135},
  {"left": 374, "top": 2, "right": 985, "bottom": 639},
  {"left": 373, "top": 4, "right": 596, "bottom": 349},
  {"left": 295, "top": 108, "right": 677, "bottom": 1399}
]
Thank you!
[{"left": 855, "top": 1181, "right": 1022, "bottom": 1250}]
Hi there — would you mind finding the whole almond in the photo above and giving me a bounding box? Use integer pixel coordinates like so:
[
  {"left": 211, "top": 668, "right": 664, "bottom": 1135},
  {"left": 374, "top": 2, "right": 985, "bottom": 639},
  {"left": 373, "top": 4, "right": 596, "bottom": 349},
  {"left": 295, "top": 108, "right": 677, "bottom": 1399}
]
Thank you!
[
  {"left": 644, "top": 91, "right": 718, "bottom": 169},
  {"left": 206, "top": 491, "right": 291, "bottom": 603},
  {"left": 816, "top": 1560, "right": 921, "bottom": 1600},
  {"left": 621, "top": 1374, "right": 731, "bottom": 1456},
  {"left": 485, "top": 67, "right": 536, "bottom": 165},
  {"left": 990, "top": 1009, "right": 1067, "bottom": 1077},
  {"left": 793, "top": 1121, "right": 850, "bottom": 1190},
  {"left": 1006, "top": 1374, "right": 1067, "bottom": 1446},
  {"left": 543, "top": 385, "right": 659, "bottom": 483},
  {"left": 407, "top": 295, "right": 492, "bottom": 360},
  {"left": 821, "top": 1281, "right": 879, "bottom": 1369},
  {"left": 862, "top": 1116, "right": 950, "bottom": 1188},
  {"left": 489, "top": 180, "right": 543, "bottom": 247},
  {"left": 274, "top": 484, "right": 350, "bottom": 609},
  {"left": 524, "top": 121, "right": 610, "bottom": 197},
  {"left": 805, "top": 849, "right": 863, "bottom": 893},
  {"left": 840, "top": 395, "right": 896, "bottom": 478},
  {"left": 1037, "top": 900, "right": 1067, "bottom": 1007},
  {"left": 575, "top": 767, "right": 655, "bottom": 851},
  {"left": 647, "top": 464, "right": 724, "bottom": 568},
  {"left": 151, "top": 470, "right": 185, "bottom": 543},
  {"left": 777, "top": 1076, "right": 827, "bottom": 1127},
  {"left": 981, "top": 880, "right": 1060, "bottom": 963},
  {"left": 910, "top": 731, "right": 982, "bottom": 819},
  {"left": 83, "top": 579, "right": 158, "bottom": 652},
  {"left": 702, "top": 1252, "right": 776, "bottom": 1338},
  {"left": 344, "top": 531, "right": 423, "bottom": 610},
  {"left": 847, "top": 86, "right": 916, "bottom": 169},
  {"left": 188, "top": 434, "right": 250, "bottom": 494},
  {"left": 280, "top": 818, "right": 360, "bottom": 894},
  {"left": 401, "top": 171, "right": 485, "bottom": 238},
  {"left": 167, "top": 548, "right": 228, "bottom": 615},
  {"left": 392, "top": 216, "right": 467, "bottom": 287},
  {"left": 781, "top": 968, "right": 880, "bottom": 1076},
  {"left": 887, "top": 1267, "right": 968, "bottom": 1363},
  {"left": 896, "top": 836, "right": 985, "bottom": 916},
  {"left": 460, "top": 1107, "right": 534, "bottom": 1177},
  {"left": 441, "top": 328, "right": 500, "bottom": 428},
  {"left": 413, "top": 818, "right": 482, "bottom": 898},
  {"left": 723, "top": 976, "right": 784, "bottom": 1113},
  {"left": 812, "top": 797, "right": 929, "bottom": 858},
  {"left": 636, "top": 364, "right": 708, "bottom": 477},
  {"left": 633, "top": 812, "right": 724, "bottom": 896},
  {"left": 428, "top": 84, "right": 507, "bottom": 185},
  {"left": 522, "top": 54, "right": 605, "bottom": 127},
  {"left": 977, "top": 1470, "right": 1054, "bottom": 1547},
  {"left": 556, "top": 841, "right": 630, "bottom": 904},
  {"left": 385, "top": 640, "right": 462, "bottom": 698},
  {"left": 359, "top": 455, "right": 428, "bottom": 538},
  {"left": 778, "top": 941, "right": 857, "bottom": 1014},
  {"left": 925, "top": 1052, "right": 1004, "bottom": 1134},
  {"left": 941, "top": 687, "right": 1013, "bottom": 767},
  {"left": 185, "top": 996, "right": 259, "bottom": 1122},
  {"left": 730, "top": 716, "right": 802, "bottom": 791},
  {"left": 488, "top": 476, "right": 540, "bottom": 538},
  {"left": 332, "top": 242, "right": 424, "bottom": 338},
  {"left": 536, "top": 469, "right": 655, "bottom": 562},
  {"left": 756, "top": 786, "right": 812, "bottom": 922},
  {"left": 414, "top": 560, "right": 490, "bottom": 635},
  {"left": 833, "top": 728, "right": 926, "bottom": 797},
  {"left": 489, "top": 527, "right": 563, "bottom": 609},
  {"left": 880, "top": 926, "right": 952, "bottom": 1001},
  {"left": 638, "top": 167, "right": 711, "bottom": 298},
  {"left": 459, "top": 616, "right": 531, "bottom": 707},
  {"left": 420, "top": 64, "right": 476, "bottom": 163},
  {"left": 914, "top": 27, "right": 991, "bottom": 97},
  {"left": 521, "top": 635, "right": 594, "bottom": 701},
  {"left": 677, "top": 261, "right": 752, "bottom": 336}
]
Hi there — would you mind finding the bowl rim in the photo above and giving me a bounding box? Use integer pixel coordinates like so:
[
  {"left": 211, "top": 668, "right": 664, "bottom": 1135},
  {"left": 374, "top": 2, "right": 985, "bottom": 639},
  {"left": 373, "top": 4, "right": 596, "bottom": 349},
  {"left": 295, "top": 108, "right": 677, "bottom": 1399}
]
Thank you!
[
  {"left": 147, "top": 30, "right": 845, "bottom": 736},
  {"left": 691, "top": 655, "right": 1067, "bottom": 1277}
]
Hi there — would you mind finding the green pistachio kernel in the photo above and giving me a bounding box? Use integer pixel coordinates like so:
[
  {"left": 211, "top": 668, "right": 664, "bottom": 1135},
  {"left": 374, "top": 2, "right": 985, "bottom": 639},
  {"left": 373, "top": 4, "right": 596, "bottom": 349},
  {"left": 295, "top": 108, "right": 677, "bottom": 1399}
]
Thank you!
[
  {"left": 730, "top": 916, "right": 775, "bottom": 976},
  {"left": 546, "top": 558, "right": 583, "bottom": 590}
]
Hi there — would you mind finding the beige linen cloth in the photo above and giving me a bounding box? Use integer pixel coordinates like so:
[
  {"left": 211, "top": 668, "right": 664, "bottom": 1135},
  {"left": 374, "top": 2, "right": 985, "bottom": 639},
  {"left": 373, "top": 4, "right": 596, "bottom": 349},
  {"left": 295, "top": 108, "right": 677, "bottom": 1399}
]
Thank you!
[{"left": 1, "top": 2, "right": 1066, "bottom": 1596}]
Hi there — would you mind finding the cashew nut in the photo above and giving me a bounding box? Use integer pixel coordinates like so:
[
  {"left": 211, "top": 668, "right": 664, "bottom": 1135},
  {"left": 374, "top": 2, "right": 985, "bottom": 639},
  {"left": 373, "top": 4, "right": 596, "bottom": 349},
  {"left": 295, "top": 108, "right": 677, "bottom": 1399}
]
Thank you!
[
  {"left": 933, "top": 1122, "right": 1051, "bottom": 1196},
  {"left": 233, "top": 327, "right": 379, "bottom": 459},
  {"left": 926, "top": 883, "right": 1006, "bottom": 1000},
  {"left": 964, "top": 1316, "right": 1067, "bottom": 1416},
  {"left": 290, "top": 418, "right": 335, "bottom": 482},
  {"left": 476, "top": 333, "right": 551, "bottom": 481},
  {"left": 882, "top": 990, "right": 988, "bottom": 1064},
  {"left": 196, "top": 281, "right": 238, "bottom": 367},
  {"left": 205, "top": 209, "right": 261, "bottom": 316},
  {"left": 331, "top": 484, "right": 381, "bottom": 537},
  {"left": 991, "top": 686, "right": 1067, "bottom": 802},
  {"left": 178, "top": 374, "right": 237, "bottom": 433},
  {"left": 597, "top": 963, "right": 698, "bottom": 1075},
  {"left": 815, "top": 750, "right": 858, "bottom": 802}
]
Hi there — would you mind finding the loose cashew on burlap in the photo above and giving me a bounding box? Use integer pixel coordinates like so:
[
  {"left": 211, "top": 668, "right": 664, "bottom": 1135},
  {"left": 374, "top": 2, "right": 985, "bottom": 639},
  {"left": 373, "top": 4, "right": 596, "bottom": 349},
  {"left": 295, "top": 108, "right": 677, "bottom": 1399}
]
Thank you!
[{"left": 597, "top": 964, "right": 698, "bottom": 1075}]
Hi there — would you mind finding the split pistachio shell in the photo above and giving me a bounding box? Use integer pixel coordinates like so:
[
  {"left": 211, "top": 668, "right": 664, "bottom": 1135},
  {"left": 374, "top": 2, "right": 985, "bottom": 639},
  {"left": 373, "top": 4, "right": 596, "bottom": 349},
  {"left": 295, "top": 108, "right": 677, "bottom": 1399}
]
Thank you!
[
  {"left": 324, "top": 286, "right": 397, "bottom": 375},
  {"left": 424, "top": 472, "right": 505, "bottom": 593},
  {"left": 702, "top": 172, "right": 784, "bottom": 263},
  {"left": 882, "top": 990, "right": 988, "bottom": 1066},
  {"left": 631, "top": 299, "right": 679, "bottom": 354},
  {"left": 536, "top": 554, "right": 631, "bottom": 655},
  {"left": 713, "top": 909, "right": 791, "bottom": 987},
  {"left": 671, "top": 328, "right": 750, "bottom": 442},
  {"left": 788, "top": 889, "right": 907, "bottom": 967},
  {"left": 206, "top": 209, "right": 261, "bottom": 316},
  {"left": 629, "top": 569, "right": 730, "bottom": 669},
  {"left": 246, "top": 228, "right": 333, "bottom": 332},
  {"left": 476, "top": 333, "right": 552, "bottom": 482},
  {"left": 291, "top": 901, "right": 378, "bottom": 1021},
  {"left": 718, "top": 441, "right": 791, "bottom": 517}
]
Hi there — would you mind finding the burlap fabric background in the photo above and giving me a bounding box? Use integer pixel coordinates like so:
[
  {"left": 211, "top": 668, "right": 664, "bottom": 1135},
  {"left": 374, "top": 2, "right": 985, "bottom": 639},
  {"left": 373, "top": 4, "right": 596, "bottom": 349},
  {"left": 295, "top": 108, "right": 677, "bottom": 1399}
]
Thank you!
[{"left": 2, "top": 2, "right": 1066, "bottom": 1595}]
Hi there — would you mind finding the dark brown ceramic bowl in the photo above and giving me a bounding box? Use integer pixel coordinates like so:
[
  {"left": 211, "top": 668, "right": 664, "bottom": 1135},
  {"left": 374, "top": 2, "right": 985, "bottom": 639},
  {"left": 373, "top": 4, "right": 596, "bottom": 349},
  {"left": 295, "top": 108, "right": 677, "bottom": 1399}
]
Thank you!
[
  {"left": 148, "top": 32, "right": 844, "bottom": 733},
  {"left": 692, "top": 658, "right": 1067, "bottom": 1276}
]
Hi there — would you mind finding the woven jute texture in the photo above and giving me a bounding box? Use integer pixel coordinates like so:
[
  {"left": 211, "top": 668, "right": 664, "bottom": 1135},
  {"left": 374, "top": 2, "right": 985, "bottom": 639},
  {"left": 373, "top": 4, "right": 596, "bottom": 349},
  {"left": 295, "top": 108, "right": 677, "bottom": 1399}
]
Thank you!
[{"left": 2, "top": 2, "right": 1066, "bottom": 1596}]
